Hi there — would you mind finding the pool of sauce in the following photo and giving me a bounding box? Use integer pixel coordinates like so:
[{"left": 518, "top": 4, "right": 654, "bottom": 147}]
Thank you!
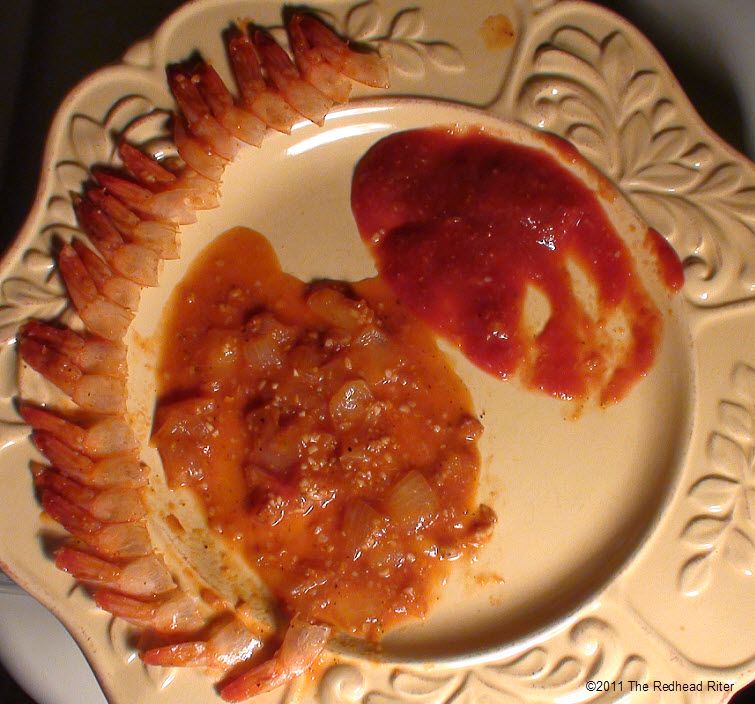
[
  {"left": 351, "top": 127, "right": 682, "bottom": 404},
  {"left": 154, "top": 227, "right": 494, "bottom": 639}
]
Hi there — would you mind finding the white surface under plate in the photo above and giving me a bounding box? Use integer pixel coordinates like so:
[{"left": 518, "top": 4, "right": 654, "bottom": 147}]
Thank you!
[{"left": 0, "top": 1, "right": 754, "bottom": 703}]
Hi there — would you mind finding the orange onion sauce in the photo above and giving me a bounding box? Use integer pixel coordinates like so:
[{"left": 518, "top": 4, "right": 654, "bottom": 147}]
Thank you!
[
  {"left": 153, "top": 227, "right": 495, "bottom": 639},
  {"left": 351, "top": 127, "right": 684, "bottom": 405}
]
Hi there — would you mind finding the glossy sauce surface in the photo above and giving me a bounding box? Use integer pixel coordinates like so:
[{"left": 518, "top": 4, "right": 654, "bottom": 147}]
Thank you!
[
  {"left": 352, "top": 127, "right": 681, "bottom": 403},
  {"left": 154, "top": 228, "right": 494, "bottom": 638}
]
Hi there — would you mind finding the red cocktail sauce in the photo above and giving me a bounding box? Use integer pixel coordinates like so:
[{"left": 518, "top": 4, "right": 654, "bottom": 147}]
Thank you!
[
  {"left": 351, "top": 127, "right": 682, "bottom": 404},
  {"left": 644, "top": 227, "right": 685, "bottom": 292}
]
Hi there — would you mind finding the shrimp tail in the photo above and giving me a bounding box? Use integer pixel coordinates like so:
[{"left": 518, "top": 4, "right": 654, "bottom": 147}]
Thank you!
[
  {"left": 226, "top": 29, "right": 299, "bottom": 134},
  {"left": 70, "top": 239, "right": 141, "bottom": 313},
  {"left": 253, "top": 29, "right": 333, "bottom": 125},
  {"left": 37, "top": 475, "right": 149, "bottom": 558},
  {"left": 119, "top": 140, "right": 220, "bottom": 213},
  {"left": 19, "top": 322, "right": 127, "bottom": 414},
  {"left": 55, "top": 546, "right": 175, "bottom": 598},
  {"left": 95, "top": 171, "right": 197, "bottom": 225},
  {"left": 20, "top": 403, "right": 138, "bottom": 457},
  {"left": 141, "top": 641, "right": 210, "bottom": 667},
  {"left": 20, "top": 320, "right": 126, "bottom": 375},
  {"left": 74, "top": 196, "right": 160, "bottom": 287},
  {"left": 287, "top": 13, "right": 352, "bottom": 103},
  {"left": 118, "top": 142, "right": 178, "bottom": 188},
  {"left": 86, "top": 189, "right": 180, "bottom": 260},
  {"left": 19, "top": 404, "right": 87, "bottom": 451},
  {"left": 58, "top": 243, "right": 134, "bottom": 341},
  {"left": 41, "top": 485, "right": 103, "bottom": 534},
  {"left": 168, "top": 68, "right": 241, "bottom": 160},
  {"left": 94, "top": 589, "right": 204, "bottom": 633},
  {"left": 194, "top": 63, "right": 267, "bottom": 147},
  {"left": 30, "top": 429, "right": 146, "bottom": 490},
  {"left": 34, "top": 465, "right": 145, "bottom": 523},
  {"left": 141, "top": 616, "right": 262, "bottom": 669},
  {"left": 173, "top": 117, "right": 227, "bottom": 183},
  {"left": 297, "top": 14, "right": 389, "bottom": 88},
  {"left": 220, "top": 621, "right": 330, "bottom": 700}
]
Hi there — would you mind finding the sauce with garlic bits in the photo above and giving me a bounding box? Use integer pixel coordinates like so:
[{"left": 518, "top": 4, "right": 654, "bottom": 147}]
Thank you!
[{"left": 154, "top": 228, "right": 494, "bottom": 638}]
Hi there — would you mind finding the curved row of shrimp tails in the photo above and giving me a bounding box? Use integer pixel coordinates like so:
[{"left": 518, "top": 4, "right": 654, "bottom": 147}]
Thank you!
[
  {"left": 19, "top": 398, "right": 273, "bottom": 676},
  {"left": 17, "top": 11, "right": 380, "bottom": 701}
]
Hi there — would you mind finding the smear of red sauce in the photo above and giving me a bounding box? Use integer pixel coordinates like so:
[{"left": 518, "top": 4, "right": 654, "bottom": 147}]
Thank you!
[
  {"left": 351, "top": 127, "right": 681, "bottom": 404},
  {"left": 644, "top": 227, "right": 685, "bottom": 292}
]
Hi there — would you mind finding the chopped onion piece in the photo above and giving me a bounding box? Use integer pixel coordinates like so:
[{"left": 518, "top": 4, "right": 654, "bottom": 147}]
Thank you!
[
  {"left": 243, "top": 334, "right": 282, "bottom": 373},
  {"left": 198, "top": 329, "right": 242, "bottom": 387},
  {"left": 307, "top": 288, "right": 363, "bottom": 331},
  {"left": 342, "top": 499, "right": 384, "bottom": 559},
  {"left": 329, "top": 379, "right": 373, "bottom": 428},
  {"left": 153, "top": 398, "right": 218, "bottom": 485},
  {"left": 385, "top": 470, "right": 439, "bottom": 531},
  {"left": 248, "top": 442, "right": 290, "bottom": 475},
  {"left": 246, "top": 313, "right": 296, "bottom": 346},
  {"left": 248, "top": 426, "right": 301, "bottom": 473}
]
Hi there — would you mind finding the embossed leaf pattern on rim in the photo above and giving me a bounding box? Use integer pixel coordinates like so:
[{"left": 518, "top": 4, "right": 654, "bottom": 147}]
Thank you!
[
  {"left": 0, "top": 1, "right": 753, "bottom": 703},
  {"left": 680, "top": 363, "right": 755, "bottom": 596},
  {"left": 343, "top": 4, "right": 465, "bottom": 79},
  {"left": 513, "top": 21, "right": 755, "bottom": 307},
  {"left": 320, "top": 618, "right": 649, "bottom": 704}
]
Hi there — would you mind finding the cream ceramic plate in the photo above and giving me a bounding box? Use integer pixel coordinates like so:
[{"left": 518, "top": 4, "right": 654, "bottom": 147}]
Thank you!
[{"left": 0, "top": 1, "right": 754, "bottom": 703}]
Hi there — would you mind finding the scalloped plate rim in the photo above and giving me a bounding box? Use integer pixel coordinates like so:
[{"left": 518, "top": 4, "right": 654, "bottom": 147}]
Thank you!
[{"left": 0, "top": 1, "right": 753, "bottom": 703}]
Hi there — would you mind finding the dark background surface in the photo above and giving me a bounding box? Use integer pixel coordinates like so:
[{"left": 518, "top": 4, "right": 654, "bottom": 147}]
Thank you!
[{"left": 0, "top": 1, "right": 753, "bottom": 703}]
